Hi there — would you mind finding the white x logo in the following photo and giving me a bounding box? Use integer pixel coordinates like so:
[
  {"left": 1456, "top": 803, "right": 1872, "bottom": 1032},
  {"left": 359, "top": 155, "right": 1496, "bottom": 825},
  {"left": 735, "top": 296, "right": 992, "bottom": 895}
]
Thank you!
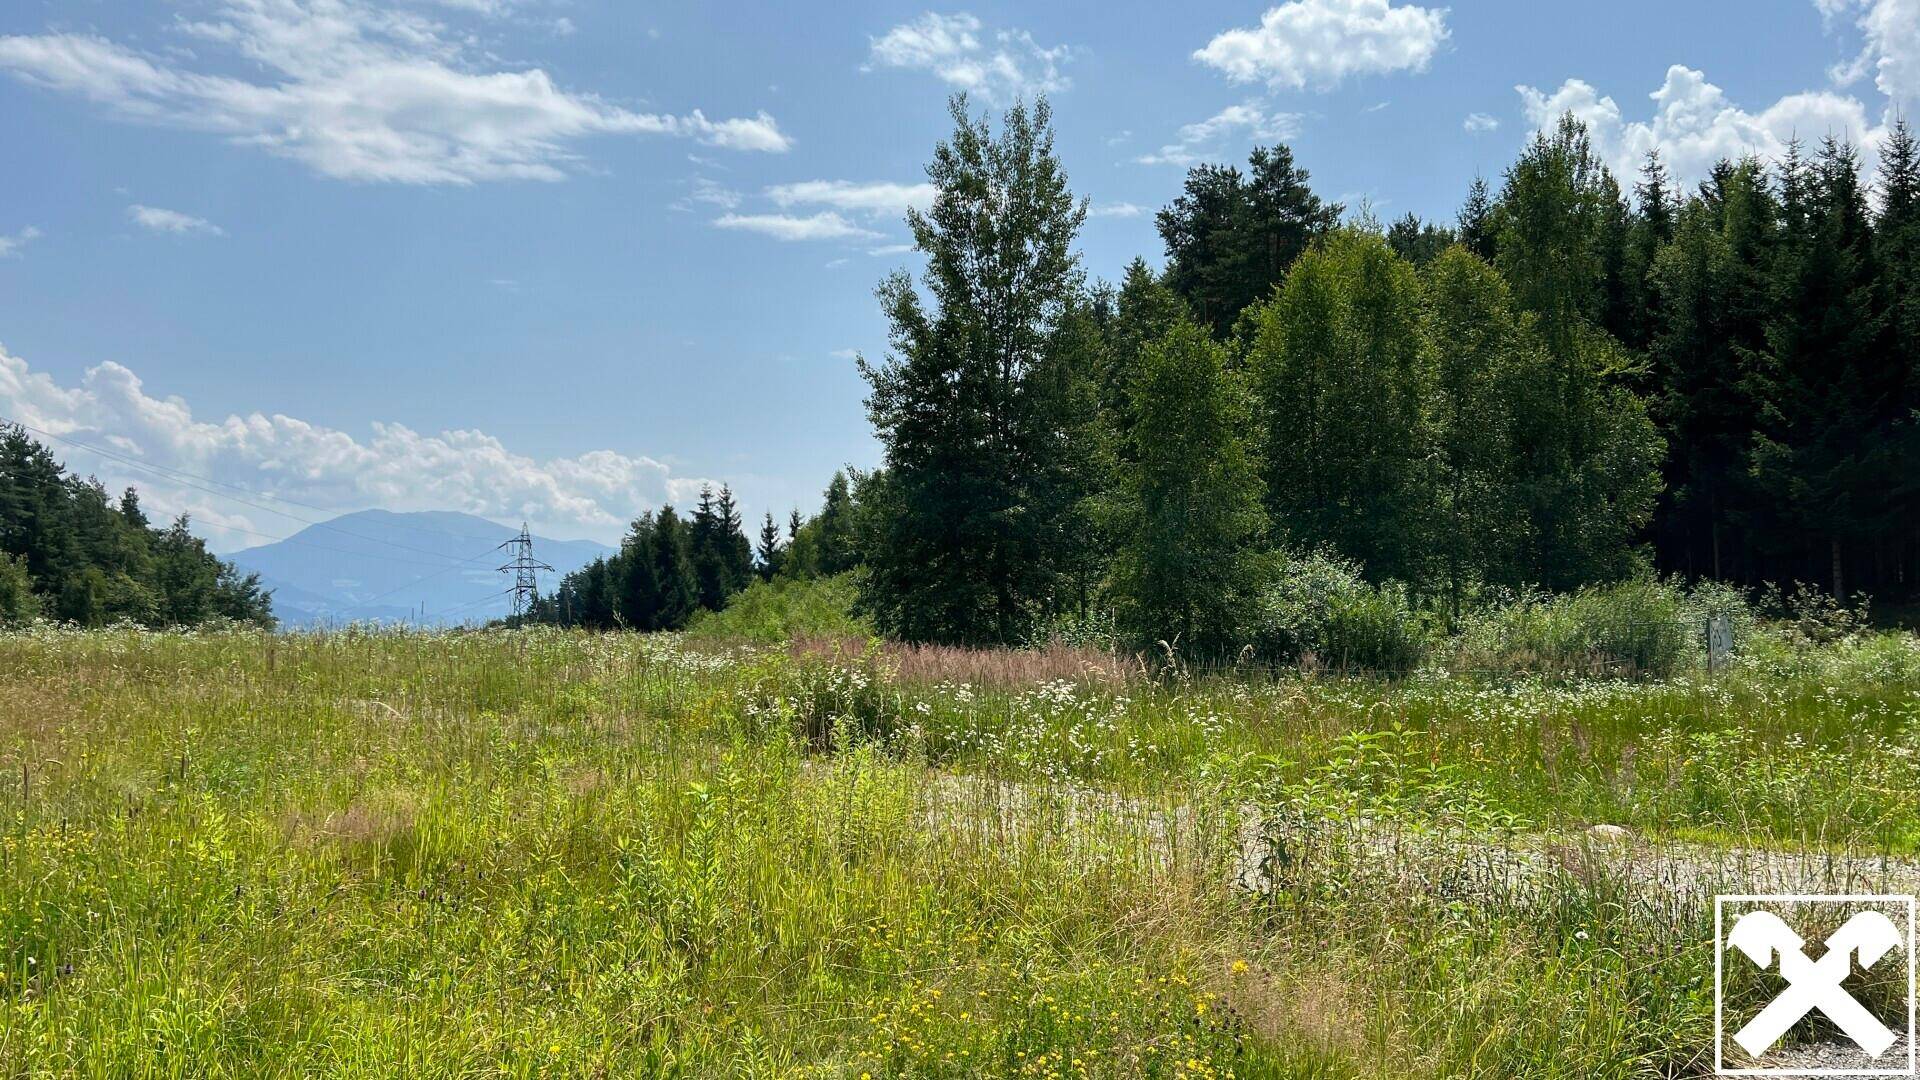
[{"left": 1726, "top": 909, "right": 1905, "bottom": 1059}]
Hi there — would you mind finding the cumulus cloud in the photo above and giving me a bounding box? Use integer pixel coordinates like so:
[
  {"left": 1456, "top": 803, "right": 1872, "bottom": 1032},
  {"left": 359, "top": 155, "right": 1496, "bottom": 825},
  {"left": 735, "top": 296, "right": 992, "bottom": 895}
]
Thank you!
[
  {"left": 128, "top": 204, "right": 224, "bottom": 236},
  {"left": 0, "top": 225, "right": 40, "bottom": 258},
  {"left": 865, "top": 12, "right": 1072, "bottom": 102},
  {"left": 1821, "top": 0, "right": 1920, "bottom": 106},
  {"left": 0, "top": 344, "right": 711, "bottom": 549},
  {"left": 1195, "top": 0, "right": 1448, "bottom": 90},
  {"left": 1517, "top": 64, "right": 1887, "bottom": 186},
  {"left": 0, "top": 0, "right": 790, "bottom": 184},
  {"left": 1136, "top": 103, "right": 1301, "bottom": 166},
  {"left": 1463, "top": 112, "right": 1499, "bottom": 134},
  {"left": 713, "top": 212, "right": 883, "bottom": 242},
  {"left": 766, "top": 180, "right": 937, "bottom": 218}
]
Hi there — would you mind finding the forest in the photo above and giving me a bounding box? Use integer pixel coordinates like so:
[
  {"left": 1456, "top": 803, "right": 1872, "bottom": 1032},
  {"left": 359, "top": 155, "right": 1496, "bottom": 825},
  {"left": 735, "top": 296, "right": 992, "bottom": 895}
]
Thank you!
[
  {"left": 0, "top": 425, "right": 274, "bottom": 627},
  {"left": 535, "top": 97, "right": 1920, "bottom": 656},
  {"left": 4, "top": 97, "right": 1915, "bottom": 647}
]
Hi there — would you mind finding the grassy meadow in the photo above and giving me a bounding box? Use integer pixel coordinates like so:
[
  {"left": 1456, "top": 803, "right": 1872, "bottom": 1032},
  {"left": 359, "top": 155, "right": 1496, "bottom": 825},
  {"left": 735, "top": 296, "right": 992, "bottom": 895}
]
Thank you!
[{"left": 3, "top": 625, "right": 1920, "bottom": 1076}]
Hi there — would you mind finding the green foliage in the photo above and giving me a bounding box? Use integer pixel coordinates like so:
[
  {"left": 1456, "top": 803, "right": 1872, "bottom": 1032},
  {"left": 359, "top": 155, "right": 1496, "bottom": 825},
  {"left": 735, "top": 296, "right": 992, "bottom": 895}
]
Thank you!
[
  {"left": 1109, "top": 320, "right": 1266, "bottom": 657},
  {"left": 1248, "top": 551, "right": 1431, "bottom": 672},
  {"left": 0, "top": 553, "right": 38, "bottom": 625},
  {"left": 690, "top": 485, "right": 754, "bottom": 611},
  {"left": 1248, "top": 229, "right": 1431, "bottom": 586},
  {"left": 684, "top": 572, "right": 873, "bottom": 644},
  {"left": 1156, "top": 144, "right": 1341, "bottom": 337},
  {"left": 858, "top": 96, "right": 1099, "bottom": 646},
  {"left": 0, "top": 426, "right": 272, "bottom": 628},
  {"left": 535, "top": 503, "right": 709, "bottom": 630},
  {"left": 1492, "top": 118, "right": 1666, "bottom": 590},
  {"left": 782, "top": 470, "right": 861, "bottom": 580},
  {"left": 1454, "top": 579, "right": 1693, "bottom": 675}
]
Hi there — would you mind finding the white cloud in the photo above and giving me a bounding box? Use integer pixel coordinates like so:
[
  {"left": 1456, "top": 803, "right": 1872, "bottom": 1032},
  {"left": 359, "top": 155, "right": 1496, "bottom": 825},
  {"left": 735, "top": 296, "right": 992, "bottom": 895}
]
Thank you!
[
  {"left": 1087, "top": 201, "right": 1145, "bottom": 218},
  {"left": 128, "top": 204, "right": 224, "bottom": 236},
  {"left": 1136, "top": 103, "right": 1302, "bottom": 166},
  {"left": 866, "top": 12, "right": 1072, "bottom": 103},
  {"left": 1821, "top": 0, "right": 1920, "bottom": 106},
  {"left": 1517, "top": 64, "right": 1887, "bottom": 186},
  {"left": 866, "top": 243, "right": 915, "bottom": 257},
  {"left": 0, "top": 343, "right": 710, "bottom": 548},
  {"left": 1463, "top": 111, "right": 1499, "bottom": 134},
  {"left": 766, "top": 180, "right": 936, "bottom": 218},
  {"left": 0, "top": 225, "right": 40, "bottom": 258},
  {"left": 0, "top": 0, "right": 790, "bottom": 185},
  {"left": 713, "top": 212, "right": 883, "bottom": 242},
  {"left": 1195, "top": 0, "right": 1448, "bottom": 91},
  {"left": 676, "top": 176, "right": 741, "bottom": 212}
]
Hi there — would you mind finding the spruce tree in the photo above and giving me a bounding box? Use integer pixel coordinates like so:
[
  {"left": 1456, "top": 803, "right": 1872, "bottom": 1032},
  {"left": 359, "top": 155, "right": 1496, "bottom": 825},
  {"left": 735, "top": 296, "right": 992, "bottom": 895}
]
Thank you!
[
  {"left": 648, "top": 505, "right": 699, "bottom": 629},
  {"left": 1156, "top": 144, "right": 1340, "bottom": 337},
  {"left": 756, "top": 511, "right": 783, "bottom": 582}
]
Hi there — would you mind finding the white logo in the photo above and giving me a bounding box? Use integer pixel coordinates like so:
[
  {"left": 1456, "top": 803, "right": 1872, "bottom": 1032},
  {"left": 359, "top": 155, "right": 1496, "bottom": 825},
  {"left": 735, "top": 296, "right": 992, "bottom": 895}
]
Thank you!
[{"left": 1716, "top": 895, "right": 1916, "bottom": 1076}]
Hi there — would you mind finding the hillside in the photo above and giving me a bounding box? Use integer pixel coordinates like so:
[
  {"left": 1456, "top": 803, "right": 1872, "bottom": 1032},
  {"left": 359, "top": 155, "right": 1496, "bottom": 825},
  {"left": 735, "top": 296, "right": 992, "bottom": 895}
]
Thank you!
[{"left": 225, "top": 510, "right": 612, "bottom": 626}]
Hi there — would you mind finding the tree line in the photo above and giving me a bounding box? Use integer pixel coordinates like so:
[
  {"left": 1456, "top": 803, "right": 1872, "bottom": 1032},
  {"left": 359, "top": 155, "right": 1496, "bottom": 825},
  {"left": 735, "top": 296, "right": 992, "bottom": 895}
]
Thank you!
[
  {"left": 526, "top": 477, "right": 863, "bottom": 630},
  {"left": 0, "top": 425, "right": 275, "bottom": 627},
  {"left": 838, "top": 99, "right": 1916, "bottom": 651}
]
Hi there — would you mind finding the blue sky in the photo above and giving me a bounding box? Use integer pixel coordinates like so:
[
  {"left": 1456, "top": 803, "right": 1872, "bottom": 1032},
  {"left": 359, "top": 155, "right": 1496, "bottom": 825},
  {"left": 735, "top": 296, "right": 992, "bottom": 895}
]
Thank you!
[{"left": 0, "top": 0, "right": 1912, "bottom": 550}]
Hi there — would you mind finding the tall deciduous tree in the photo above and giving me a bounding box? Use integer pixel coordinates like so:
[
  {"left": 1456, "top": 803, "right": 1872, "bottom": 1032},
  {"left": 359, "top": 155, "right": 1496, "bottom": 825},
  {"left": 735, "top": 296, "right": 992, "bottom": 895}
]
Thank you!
[
  {"left": 1421, "top": 245, "right": 1532, "bottom": 619},
  {"left": 1493, "top": 114, "right": 1664, "bottom": 588},
  {"left": 859, "top": 96, "right": 1096, "bottom": 645},
  {"left": 1110, "top": 320, "right": 1266, "bottom": 655},
  {"left": 1247, "top": 229, "right": 1430, "bottom": 586}
]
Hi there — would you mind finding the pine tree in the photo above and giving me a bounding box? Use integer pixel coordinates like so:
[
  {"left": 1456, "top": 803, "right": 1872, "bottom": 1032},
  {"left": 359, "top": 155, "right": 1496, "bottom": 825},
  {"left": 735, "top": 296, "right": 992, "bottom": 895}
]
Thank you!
[
  {"left": 715, "top": 485, "right": 754, "bottom": 594},
  {"left": 1157, "top": 144, "right": 1341, "bottom": 337},
  {"left": 1492, "top": 114, "right": 1665, "bottom": 587},
  {"left": 617, "top": 512, "right": 662, "bottom": 628},
  {"left": 648, "top": 505, "right": 699, "bottom": 629},
  {"left": 1386, "top": 212, "right": 1455, "bottom": 266}
]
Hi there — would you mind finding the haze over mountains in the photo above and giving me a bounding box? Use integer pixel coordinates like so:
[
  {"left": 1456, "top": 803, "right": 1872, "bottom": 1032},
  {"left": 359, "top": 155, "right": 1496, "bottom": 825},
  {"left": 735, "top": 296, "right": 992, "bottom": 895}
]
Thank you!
[{"left": 225, "top": 510, "right": 613, "bottom": 627}]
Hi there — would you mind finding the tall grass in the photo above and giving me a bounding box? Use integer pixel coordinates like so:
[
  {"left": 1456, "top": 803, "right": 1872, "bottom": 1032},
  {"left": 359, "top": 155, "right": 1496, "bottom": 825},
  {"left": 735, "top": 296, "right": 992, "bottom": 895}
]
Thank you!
[{"left": 2, "top": 625, "right": 1916, "bottom": 1076}]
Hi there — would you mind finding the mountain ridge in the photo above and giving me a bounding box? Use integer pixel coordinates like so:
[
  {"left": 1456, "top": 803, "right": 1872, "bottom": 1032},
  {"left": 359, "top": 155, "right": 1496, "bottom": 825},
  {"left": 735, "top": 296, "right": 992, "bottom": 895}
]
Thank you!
[{"left": 225, "top": 510, "right": 613, "bottom": 627}]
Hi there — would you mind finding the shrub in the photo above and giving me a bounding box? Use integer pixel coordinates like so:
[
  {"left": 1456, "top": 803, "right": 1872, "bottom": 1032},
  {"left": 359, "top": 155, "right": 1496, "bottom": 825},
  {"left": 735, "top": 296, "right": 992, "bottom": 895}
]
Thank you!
[
  {"left": 0, "top": 553, "right": 39, "bottom": 626},
  {"left": 685, "top": 572, "right": 873, "bottom": 644},
  {"left": 1455, "top": 579, "right": 1691, "bottom": 676},
  {"left": 1248, "top": 552, "right": 1431, "bottom": 672}
]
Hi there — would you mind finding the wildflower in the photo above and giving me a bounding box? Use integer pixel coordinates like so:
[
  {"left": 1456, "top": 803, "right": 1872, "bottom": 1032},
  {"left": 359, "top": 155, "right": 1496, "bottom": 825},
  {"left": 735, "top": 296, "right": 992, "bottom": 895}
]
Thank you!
[{"left": 1230, "top": 959, "right": 1249, "bottom": 974}]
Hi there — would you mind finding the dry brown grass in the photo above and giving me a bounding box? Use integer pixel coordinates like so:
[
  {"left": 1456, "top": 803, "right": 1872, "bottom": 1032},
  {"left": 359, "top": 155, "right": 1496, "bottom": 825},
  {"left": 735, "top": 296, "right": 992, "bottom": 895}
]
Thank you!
[{"left": 788, "top": 635, "right": 1141, "bottom": 688}]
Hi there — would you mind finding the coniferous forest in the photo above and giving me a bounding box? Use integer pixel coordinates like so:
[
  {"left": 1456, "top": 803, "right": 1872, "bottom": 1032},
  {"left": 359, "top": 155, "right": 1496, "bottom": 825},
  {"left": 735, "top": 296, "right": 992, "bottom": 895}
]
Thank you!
[
  {"left": 535, "top": 97, "right": 1920, "bottom": 654},
  {"left": 0, "top": 425, "right": 274, "bottom": 627}
]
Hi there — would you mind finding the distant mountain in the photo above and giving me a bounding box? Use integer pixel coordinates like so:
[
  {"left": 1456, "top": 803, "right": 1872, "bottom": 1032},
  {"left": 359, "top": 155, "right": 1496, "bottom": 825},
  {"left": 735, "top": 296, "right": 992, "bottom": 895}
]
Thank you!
[{"left": 225, "top": 510, "right": 614, "bottom": 627}]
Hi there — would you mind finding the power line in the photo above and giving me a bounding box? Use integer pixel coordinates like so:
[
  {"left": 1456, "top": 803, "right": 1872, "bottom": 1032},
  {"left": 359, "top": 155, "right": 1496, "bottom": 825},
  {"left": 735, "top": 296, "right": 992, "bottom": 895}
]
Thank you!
[{"left": 497, "top": 523, "right": 552, "bottom": 623}]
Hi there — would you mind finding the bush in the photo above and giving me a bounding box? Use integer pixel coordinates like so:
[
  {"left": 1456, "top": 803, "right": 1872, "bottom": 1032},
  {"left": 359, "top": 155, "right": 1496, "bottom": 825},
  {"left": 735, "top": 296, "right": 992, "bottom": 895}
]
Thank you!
[
  {"left": 1455, "top": 579, "right": 1692, "bottom": 676},
  {"left": 685, "top": 573, "right": 873, "bottom": 644},
  {"left": 1248, "top": 552, "right": 1431, "bottom": 672},
  {"left": 0, "top": 553, "right": 39, "bottom": 626}
]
